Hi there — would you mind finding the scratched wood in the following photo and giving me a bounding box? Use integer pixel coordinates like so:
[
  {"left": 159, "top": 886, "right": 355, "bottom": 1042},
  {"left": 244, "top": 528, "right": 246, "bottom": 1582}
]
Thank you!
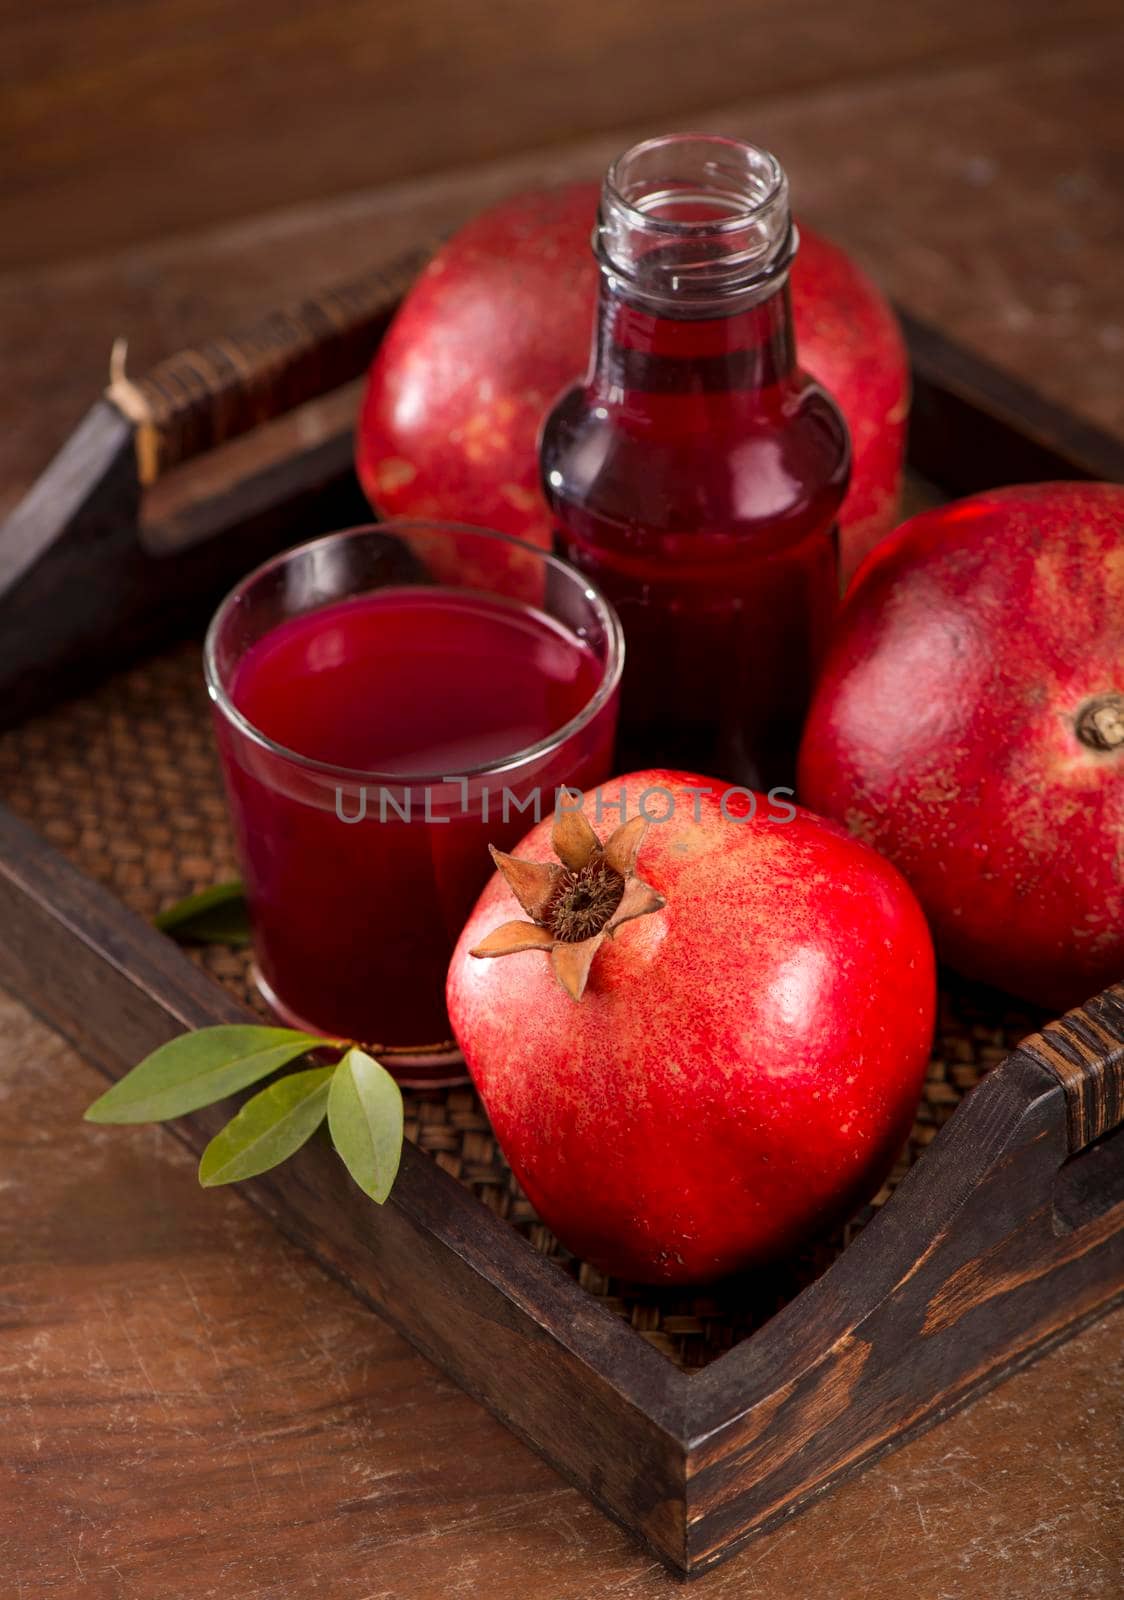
[
  {"left": 682, "top": 1021, "right": 1124, "bottom": 1569},
  {"left": 1, "top": 111, "right": 1123, "bottom": 1577},
  {"left": 5, "top": 267, "right": 1122, "bottom": 734},
  {"left": 0, "top": 808, "right": 688, "bottom": 1568},
  {"left": 3, "top": 1, "right": 1121, "bottom": 272},
  {"left": 1020, "top": 994, "right": 1124, "bottom": 1152},
  {"left": 2, "top": 33, "right": 1123, "bottom": 527},
  {"left": 0, "top": 800, "right": 1121, "bottom": 1577},
  {"left": 114, "top": 253, "right": 428, "bottom": 481},
  {"left": 3, "top": 993, "right": 1123, "bottom": 1599},
  {"left": 2, "top": 16, "right": 1123, "bottom": 1589}
]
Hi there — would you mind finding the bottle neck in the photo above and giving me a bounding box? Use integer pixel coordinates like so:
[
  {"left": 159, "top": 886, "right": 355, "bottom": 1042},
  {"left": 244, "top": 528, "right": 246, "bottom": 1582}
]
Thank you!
[
  {"left": 589, "top": 270, "right": 797, "bottom": 402},
  {"left": 589, "top": 133, "right": 799, "bottom": 408}
]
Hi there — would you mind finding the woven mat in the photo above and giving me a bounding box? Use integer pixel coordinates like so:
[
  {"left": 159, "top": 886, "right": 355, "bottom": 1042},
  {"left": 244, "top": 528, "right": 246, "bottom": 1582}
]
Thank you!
[{"left": 0, "top": 639, "right": 1044, "bottom": 1368}]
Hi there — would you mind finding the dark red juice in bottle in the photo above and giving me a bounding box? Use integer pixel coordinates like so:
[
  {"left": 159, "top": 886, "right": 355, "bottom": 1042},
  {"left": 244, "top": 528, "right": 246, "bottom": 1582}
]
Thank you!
[{"left": 541, "top": 135, "right": 850, "bottom": 788}]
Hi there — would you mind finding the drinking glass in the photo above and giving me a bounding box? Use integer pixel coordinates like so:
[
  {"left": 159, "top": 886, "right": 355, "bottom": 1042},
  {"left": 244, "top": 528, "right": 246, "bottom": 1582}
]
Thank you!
[{"left": 205, "top": 521, "right": 623, "bottom": 1084}]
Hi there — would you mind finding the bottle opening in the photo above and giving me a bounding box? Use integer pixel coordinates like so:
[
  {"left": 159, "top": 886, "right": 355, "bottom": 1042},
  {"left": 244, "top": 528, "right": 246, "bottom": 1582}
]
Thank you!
[{"left": 598, "top": 133, "right": 794, "bottom": 309}]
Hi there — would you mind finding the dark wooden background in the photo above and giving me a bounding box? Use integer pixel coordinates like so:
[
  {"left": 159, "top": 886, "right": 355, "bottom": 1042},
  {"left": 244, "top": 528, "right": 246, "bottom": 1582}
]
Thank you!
[
  {"left": 2, "top": 4, "right": 1122, "bottom": 528},
  {"left": 4, "top": 0, "right": 1119, "bottom": 273},
  {"left": 1, "top": 3, "right": 1122, "bottom": 1595}
]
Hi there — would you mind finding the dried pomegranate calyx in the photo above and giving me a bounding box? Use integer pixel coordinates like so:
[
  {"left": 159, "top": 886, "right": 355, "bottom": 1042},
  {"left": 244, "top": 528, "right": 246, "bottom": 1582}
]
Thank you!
[
  {"left": 544, "top": 857, "right": 625, "bottom": 943},
  {"left": 470, "top": 808, "right": 667, "bottom": 1000}
]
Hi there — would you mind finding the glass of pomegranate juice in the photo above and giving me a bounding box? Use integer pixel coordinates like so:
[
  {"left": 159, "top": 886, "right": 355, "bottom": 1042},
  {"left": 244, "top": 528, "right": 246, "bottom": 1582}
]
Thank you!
[{"left": 205, "top": 522, "right": 623, "bottom": 1084}]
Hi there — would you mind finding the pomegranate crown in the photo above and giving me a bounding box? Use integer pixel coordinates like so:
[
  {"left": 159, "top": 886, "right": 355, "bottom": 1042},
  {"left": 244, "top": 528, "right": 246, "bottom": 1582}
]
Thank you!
[{"left": 469, "top": 801, "right": 666, "bottom": 1001}]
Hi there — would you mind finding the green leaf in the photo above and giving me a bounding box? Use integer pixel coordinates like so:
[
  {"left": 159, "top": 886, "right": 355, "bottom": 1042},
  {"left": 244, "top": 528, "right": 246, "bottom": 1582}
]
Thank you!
[
  {"left": 84, "top": 1026, "right": 328, "bottom": 1124},
  {"left": 327, "top": 1047, "right": 404, "bottom": 1204},
  {"left": 198, "top": 1066, "right": 333, "bottom": 1186},
  {"left": 154, "top": 881, "right": 251, "bottom": 946}
]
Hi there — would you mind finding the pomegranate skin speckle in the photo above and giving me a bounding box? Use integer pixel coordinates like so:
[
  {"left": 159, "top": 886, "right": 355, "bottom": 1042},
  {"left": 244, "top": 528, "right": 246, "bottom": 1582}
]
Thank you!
[
  {"left": 447, "top": 771, "right": 935, "bottom": 1286},
  {"left": 799, "top": 481, "right": 1124, "bottom": 1012},
  {"left": 356, "top": 184, "right": 909, "bottom": 584}
]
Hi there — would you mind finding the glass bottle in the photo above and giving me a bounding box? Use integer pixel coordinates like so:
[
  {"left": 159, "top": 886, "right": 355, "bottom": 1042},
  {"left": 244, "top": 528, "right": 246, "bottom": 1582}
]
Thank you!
[{"left": 540, "top": 133, "right": 850, "bottom": 789}]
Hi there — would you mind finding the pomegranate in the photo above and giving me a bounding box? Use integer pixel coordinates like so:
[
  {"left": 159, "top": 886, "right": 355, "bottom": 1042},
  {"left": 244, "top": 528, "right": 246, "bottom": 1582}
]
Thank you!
[
  {"left": 357, "top": 185, "right": 597, "bottom": 555},
  {"left": 356, "top": 183, "right": 909, "bottom": 584},
  {"left": 446, "top": 772, "right": 936, "bottom": 1284},
  {"left": 794, "top": 227, "right": 910, "bottom": 579},
  {"left": 798, "top": 482, "right": 1124, "bottom": 1013}
]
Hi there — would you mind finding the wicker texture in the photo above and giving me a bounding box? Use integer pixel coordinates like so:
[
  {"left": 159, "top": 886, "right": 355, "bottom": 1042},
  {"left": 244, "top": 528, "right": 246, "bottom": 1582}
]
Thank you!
[{"left": 0, "top": 641, "right": 1044, "bottom": 1368}]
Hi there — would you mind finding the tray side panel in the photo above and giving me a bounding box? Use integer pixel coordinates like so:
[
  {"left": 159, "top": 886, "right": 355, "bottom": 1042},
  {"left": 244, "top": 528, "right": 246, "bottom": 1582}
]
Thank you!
[
  {"left": 902, "top": 312, "right": 1124, "bottom": 491},
  {"left": 0, "top": 804, "right": 692, "bottom": 1571},
  {"left": 682, "top": 1063, "right": 1124, "bottom": 1574}
]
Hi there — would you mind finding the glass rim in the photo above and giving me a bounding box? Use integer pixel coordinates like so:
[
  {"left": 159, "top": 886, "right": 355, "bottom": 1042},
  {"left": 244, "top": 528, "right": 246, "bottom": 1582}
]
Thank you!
[
  {"left": 604, "top": 132, "right": 785, "bottom": 237},
  {"left": 203, "top": 519, "right": 625, "bottom": 785}
]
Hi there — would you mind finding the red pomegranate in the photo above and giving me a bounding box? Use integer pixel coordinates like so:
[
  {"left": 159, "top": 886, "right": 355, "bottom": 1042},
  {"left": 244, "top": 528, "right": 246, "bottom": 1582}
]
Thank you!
[
  {"left": 357, "top": 183, "right": 909, "bottom": 584},
  {"left": 446, "top": 772, "right": 936, "bottom": 1284},
  {"left": 798, "top": 482, "right": 1124, "bottom": 1013}
]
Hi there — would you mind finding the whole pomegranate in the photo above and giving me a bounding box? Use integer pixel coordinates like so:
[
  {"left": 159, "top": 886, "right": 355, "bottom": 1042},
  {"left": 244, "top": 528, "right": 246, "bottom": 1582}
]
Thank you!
[
  {"left": 446, "top": 772, "right": 936, "bottom": 1284},
  {"left": 798, "top": 482, "right": 1124, "bottom": 1013},
  {"left": 357, "top": 183, "right": 909, "bottom": 584}
]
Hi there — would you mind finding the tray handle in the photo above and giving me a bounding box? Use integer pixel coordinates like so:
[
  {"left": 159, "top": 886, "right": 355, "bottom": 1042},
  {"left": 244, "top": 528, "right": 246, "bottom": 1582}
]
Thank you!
[
  {"left": 105, "top": 250, "right": 429, "bottom": 485},
  {"left": 1017, "top": 980, "right": 1124, "bottom": 1154}
]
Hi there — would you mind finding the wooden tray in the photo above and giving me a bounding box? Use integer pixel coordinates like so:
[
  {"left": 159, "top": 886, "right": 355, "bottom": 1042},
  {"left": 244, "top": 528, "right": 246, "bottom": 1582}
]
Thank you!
[{"left": 0, "top": 258, "right": 1122, "bottom": 1580}]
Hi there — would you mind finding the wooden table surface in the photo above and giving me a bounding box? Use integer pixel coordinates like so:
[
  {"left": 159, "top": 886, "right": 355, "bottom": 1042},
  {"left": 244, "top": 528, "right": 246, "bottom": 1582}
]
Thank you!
[
  {"left": 4, "top": 988, "right": 1122, "bottom": 1600},
  {"left": 2, "top": 7, "right": 1122, "bottom": 1595}
]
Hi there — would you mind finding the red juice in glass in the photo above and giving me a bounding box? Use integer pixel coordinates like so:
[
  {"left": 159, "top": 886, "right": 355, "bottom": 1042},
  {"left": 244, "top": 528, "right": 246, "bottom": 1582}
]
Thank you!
[
  {"left": 206, "top": 524, "right": 622, "bottom": 1081},
  {"left": 541, "top": 134, "right": 850, "bottom": 789}
]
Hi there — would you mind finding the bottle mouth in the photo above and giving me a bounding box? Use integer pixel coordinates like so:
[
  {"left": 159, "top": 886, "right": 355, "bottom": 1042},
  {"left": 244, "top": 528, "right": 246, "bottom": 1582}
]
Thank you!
[{"left": 597, "top": 133, "right": 795, "bottom": 309}]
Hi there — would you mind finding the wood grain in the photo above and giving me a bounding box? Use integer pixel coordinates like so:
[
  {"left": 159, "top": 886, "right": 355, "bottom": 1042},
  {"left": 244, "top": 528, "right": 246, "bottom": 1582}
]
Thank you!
[
  {"left": 1019, "top": 984, "right": 1124, "bottom": 1153},
  {"left": 0, "top": 805, "right": 690, "bottom": 1569},
  {"left": 0, "top": 796, "right": 1120, "bottom": 1576},
  {"left": 2, "top": 32, "right": 1121, "bottom": 533},
  {"left": 1, "top": 12, "right": 1122, "bottom": 1590},
  {"left": 3, "top": 0, "right": 1120, "bottom": 271},
  {"left": 4, "top": 53, "right": 1122, "bottom": 727},
  {"left": 114, "top": 252, "right": 426, "bottom": 481},
  {"left": 683, "top": 1057, "right": 1124, "bottom": 1570},
  {"left": 0, "top": 280, "right": 1120, "bottom": 1571},
  {"left": 0, "top": 397, "right": 371, "bottom": 729},
  {"left": 3, "top": 982, "right": 1121, "bottom": 1598},
  {"left": 11, "top": 238, "right": 1123, "bottom": 733}
]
